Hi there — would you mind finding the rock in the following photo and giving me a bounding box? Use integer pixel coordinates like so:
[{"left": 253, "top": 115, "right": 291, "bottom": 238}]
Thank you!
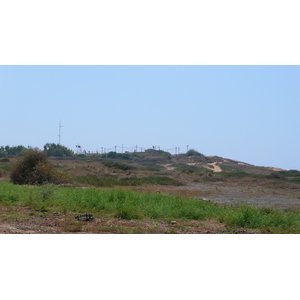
[{"left": 75, "top": 214, "right": 94, "bottom": 221}]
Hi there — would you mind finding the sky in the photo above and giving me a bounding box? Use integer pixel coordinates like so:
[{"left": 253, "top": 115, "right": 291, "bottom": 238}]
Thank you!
[{"left": 1, "top": 65, "right": 299, "bottom": 170}]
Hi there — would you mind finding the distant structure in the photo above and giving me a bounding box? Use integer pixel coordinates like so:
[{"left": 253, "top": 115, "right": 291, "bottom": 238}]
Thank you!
[{"left": 76, "top": 144, "right": 82, "bottom": 154}]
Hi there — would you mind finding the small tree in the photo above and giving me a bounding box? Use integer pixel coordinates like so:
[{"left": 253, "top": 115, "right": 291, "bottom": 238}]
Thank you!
[{"left": 10, "top": 148, "right": 57, "bottom": 185}]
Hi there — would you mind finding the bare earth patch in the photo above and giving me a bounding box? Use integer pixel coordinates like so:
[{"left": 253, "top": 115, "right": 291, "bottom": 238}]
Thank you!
[{"left": 206, "top": 162, "right": 222, "bottom": 172}]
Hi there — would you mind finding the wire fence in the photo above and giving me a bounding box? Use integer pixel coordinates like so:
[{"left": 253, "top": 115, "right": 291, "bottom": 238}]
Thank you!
[{"left": 77, "top": 145, "right": 190, "bottom": 156}]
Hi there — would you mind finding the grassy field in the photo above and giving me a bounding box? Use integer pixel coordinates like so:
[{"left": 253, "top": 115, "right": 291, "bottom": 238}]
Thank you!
[{"left": 1, "top": 180, "right": 300, "bottom": 233}]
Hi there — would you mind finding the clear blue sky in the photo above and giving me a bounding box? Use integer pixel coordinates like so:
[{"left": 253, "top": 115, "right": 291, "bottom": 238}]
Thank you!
[{"left": 1, "top": 65, "right": 299, "bottom": 170}]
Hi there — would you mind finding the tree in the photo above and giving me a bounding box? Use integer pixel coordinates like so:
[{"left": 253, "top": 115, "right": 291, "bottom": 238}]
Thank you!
[
  {"left": 107, "top": 151, "right": 117, "bottom": 158},
  {"left": 44, "top": 143, "right": 74, "bottom": 157},
  {"left": 10, "top": 148, "right": 57, "bottom": 185},
  {"left": 1, "top": 145, "right": 27, "bottom": 156},
  {"left": 0, "top": 149, "right": 6, "bottom": 158}
]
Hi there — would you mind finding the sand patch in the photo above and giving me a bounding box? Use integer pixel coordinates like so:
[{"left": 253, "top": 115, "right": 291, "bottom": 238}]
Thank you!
[
  {"left": 268, "top": 167, "right": 284, "bottom": 171},
  {"left": 206, "top": 162, "right": 222, "bottom": 172}
]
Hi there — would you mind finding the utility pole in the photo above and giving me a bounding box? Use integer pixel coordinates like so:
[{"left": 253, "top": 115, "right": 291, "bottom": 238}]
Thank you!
[
  {"left": 122, "top": 144, "right": 124, "bottom": 153},
  {"left": 58, "top": 121, "right": 63, "bottom": 145},
  {"left": 186, "top": 145, "right": 189, "bottom": 153}
]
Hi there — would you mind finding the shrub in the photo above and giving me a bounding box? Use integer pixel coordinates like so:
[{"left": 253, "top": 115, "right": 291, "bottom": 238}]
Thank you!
[
  {"left": 10, "top": 148, "right": 58, "bottom": 185},
  {"left": 102, "top": 160, "right": 136, "bottom": 171},
  {"left": 107, "top": 151, "right": 117, "bottom": 159},
  {"left": 186, "top": 149, "right": 204, "bottom": 156},
  {"left": 158, "top": 150, "right": 172, "bottom": 159},
  {"left": 268, "top": 172, "right": 284, "bottom": 180}
]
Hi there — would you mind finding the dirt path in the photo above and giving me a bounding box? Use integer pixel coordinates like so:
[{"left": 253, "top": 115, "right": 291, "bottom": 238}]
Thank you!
[{"left": 206, "top": 162, "right": 222, "bottom": 172}]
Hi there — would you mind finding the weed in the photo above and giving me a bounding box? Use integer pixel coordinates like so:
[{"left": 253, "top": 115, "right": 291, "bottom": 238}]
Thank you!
[
  {"left": 230, "top": 206, "right": 263, "bottom": 228},
  {"left": 38, "top": 183, "right": 57, "bottom": 200},
  {"left": 115, "top": 207, "right": 145, "bottom": 220}
]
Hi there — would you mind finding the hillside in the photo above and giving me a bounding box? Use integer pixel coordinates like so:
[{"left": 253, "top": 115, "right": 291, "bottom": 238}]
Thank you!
[
  {"left": 0, "top": 150, "right": 293, "bottom": 184},
  {"left": 1, "top": 151, "right": 300, "bottom": 234},
  {"left": 1, "top": 151, "right": 300, "bottom": 209}
]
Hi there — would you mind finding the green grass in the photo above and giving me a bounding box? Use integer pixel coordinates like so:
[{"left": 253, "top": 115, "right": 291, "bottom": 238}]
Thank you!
[{"left": 1, "top": 180, "right": 300, "bottom": 233}]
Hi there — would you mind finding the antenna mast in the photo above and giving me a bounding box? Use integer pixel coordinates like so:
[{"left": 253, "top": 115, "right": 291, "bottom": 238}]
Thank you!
[{"left": 58, "top": 121, "right": 63, "bottom": 145}]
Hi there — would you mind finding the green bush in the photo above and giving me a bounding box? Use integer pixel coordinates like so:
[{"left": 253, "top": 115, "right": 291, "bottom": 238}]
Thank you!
[{"left": 10, "top": 148, "right": 58, "bottom": 185}]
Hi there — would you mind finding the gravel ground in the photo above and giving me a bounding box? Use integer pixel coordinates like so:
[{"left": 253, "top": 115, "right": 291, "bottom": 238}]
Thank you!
[{"left": 137, "top": 178, "right": 300, "bottom": 209}]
